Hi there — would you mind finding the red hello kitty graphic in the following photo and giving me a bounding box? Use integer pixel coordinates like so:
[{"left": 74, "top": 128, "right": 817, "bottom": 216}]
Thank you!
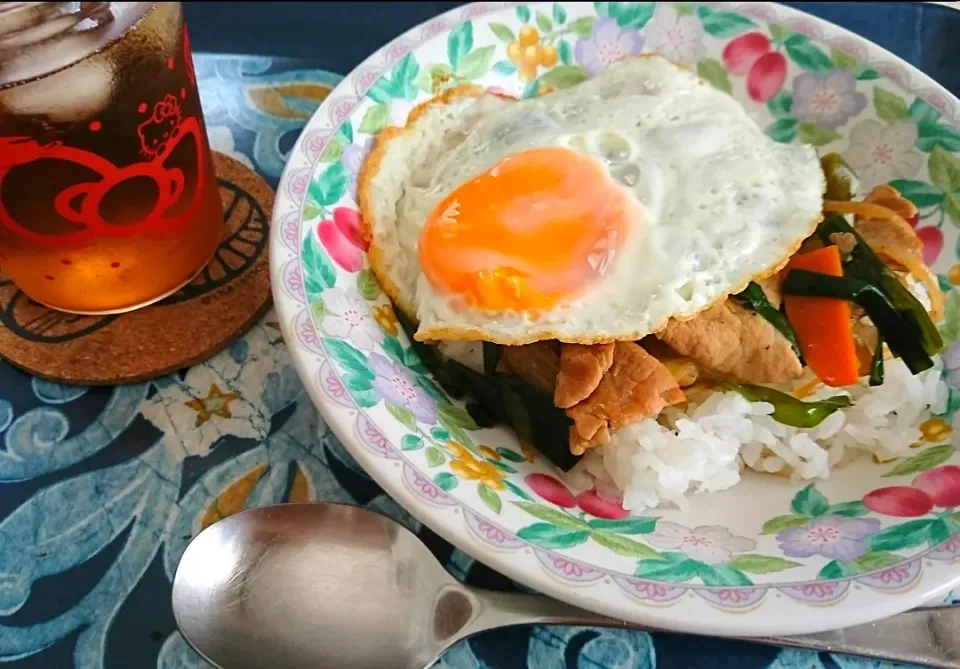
[
  {"left": 0, "top": 85, "right": 207, "bottom": 247},
  {"left": 183, "top": 26, "right": 196, "bottom": 88},
  {"left": 137, "top": 94, "right": 183, "bottom": 159}
]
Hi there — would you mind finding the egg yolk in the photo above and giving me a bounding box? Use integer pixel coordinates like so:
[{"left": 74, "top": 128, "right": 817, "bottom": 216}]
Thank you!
[{"left": 418, "top": 147, "right": 639, "bottom": 311}]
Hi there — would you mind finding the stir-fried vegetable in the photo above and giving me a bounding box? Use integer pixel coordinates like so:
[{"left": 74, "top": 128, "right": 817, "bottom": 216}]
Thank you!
[
  {"left": 396, "top": 310, "right": 579, "bottom": 471},
  {"left": 781, "top": 269, "right": 935, "bottom": 375},
  {"left": 722, "top": 382, "right": 852, "bottom": 428},
  {"left": 782, "top": 246, "right": 860, "bottom": 387},
  {"left": 869, "top": 333, "right": 885, "bottom": 387},
  {"left": 483, "top": 342, "right": 501, "bottom": 376},
  {"left": 823, "top": 200, "right": 913, "bottom": 231},
  {"left": 736, "top": 282, "right": 803, "bottom": 360},
  {"left": 820, "top": 152, "right": 859, "bottom": 202},
  {"left": 816, "top": 215, "right": 942, "bottom": 358}
]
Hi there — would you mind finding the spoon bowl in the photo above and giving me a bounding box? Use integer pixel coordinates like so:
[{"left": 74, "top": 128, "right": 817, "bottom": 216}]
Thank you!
[{"left": 172, "top": 503, "right": 473, "bottom": 669}]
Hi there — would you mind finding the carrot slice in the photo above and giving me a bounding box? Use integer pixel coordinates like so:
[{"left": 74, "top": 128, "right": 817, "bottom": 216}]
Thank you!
[{"left": 783, "top": 245, "right": 860, "bottom": 388}]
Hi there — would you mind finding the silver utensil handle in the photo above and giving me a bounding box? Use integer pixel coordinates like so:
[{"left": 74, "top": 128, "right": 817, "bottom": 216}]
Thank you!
[
  {"left": 768, "top": 606, "right": 960, "bottom": 669},
  {"left": 463, "top": 592, "right": 960, "bottom": 669}
]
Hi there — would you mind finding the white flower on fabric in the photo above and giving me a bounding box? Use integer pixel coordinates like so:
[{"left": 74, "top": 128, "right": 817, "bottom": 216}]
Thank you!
[
  {"left": 321, "top": 287, "right": 383, "bottom": 350},
  {"left": 142, "top": 319, "right": 284, "bottom": 462},
  {"left": 844, "top": 119, "right": 923, "bottom": 188},
  {"left": 646, "top": 522, "right": 756, "bottom": 563},
  {"left": 206, "top": 125, "right": 255, "bottom": 170}
]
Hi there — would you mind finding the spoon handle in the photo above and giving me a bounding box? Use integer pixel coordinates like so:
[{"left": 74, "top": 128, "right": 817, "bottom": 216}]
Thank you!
[
  {"left": 461, "top": 591, "right": 960, "bottom": 669},
  {"left": 768, "top": 606, "right": 960, "bottom": 669},
  {"left": 463, "top": 590, "right": 622, "bottom": 634}
]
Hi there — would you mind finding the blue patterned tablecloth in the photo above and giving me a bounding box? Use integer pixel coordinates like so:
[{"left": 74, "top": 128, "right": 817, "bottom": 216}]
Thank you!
[{"left": 3, "top": 6, "right": 960, "bottom": 665}]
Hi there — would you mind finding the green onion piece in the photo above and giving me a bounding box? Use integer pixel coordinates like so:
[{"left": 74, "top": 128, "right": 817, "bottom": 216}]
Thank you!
[
  {"left": 395, "top": 307, "right": 578, "bottom": 471},
  {"left": 781, "top": 269, "right": 934, "bottom": 374},
  {"left": 737, "top": 282, "right": 803, "bottom": 361},
  {"left": 817, "top": 215, "right": 942, "bottom": 358},
  {"left": 483, "top": 342, "right": 501, "bottom": 376},
  {"left": 447, "top": 360, "right": 579, "bottom": 471},
  {"left": 722, "top": 382, "right": 851, "bottom": 428},
  {"left": 869, "top": 334, "right": 885, "bottom": 387},
  {"left": 820, "top": 152, "right": 859, "bottom": 201}
]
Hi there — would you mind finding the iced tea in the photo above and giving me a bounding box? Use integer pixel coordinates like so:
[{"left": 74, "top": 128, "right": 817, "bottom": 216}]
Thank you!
[{"left": 0, "top": 2, "right": 223, "bottom": 314}]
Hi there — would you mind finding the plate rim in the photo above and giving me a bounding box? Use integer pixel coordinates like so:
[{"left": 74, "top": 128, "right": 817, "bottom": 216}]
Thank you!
[{"left": 269, "top": 0, "right": 960, "bottom": 636}]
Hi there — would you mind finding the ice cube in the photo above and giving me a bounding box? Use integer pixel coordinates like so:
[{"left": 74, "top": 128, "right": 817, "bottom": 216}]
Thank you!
[{"left": 1, "top": 52, "right": 113, "bottom": 123}]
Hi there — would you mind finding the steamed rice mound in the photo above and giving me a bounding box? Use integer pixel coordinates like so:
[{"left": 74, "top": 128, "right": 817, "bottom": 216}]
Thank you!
[{"left": 565, "top": 357, "right": 947, "bottom": 513}]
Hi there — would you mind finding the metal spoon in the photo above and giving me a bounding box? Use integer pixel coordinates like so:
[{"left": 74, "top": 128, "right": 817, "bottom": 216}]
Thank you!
[{"left": 172, "top": 502, "right": 960, "bottom": 669}]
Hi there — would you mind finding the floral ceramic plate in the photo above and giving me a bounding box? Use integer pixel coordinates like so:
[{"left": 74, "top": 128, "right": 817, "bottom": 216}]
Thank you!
[{"left": 270, "top": 2, "right": 960, "bottom": 636}]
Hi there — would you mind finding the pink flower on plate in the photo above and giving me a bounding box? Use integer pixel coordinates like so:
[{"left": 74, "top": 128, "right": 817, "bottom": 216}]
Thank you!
[
  {"left": 362, "top": 421, "right": 390, "bottom": 454},
  {"left": 647, "top": 523, "right": 756, "bottom": 564},
  {"left": 317, "top": 207, "right": 368, "bottom": 273},
  {"left": 644, "top": 4, "right": 706, "bottom": 66},
  {"left": 369, "top": 353, "right": 437, "bottom": 423},
  {"left": 939, "top": 534, "right": 960, "bottom": 555},
  {"left": 287, "top": 267, "right": 305, "bottom": 298},
  {"left": 306, "top": 131, "right": 332, "bottom": 161},
  {"left": 297, "top": 318, "right": 320, "bottom": 348},
  {"left": 876, "top": 565, "right": 912, "bottom": 584},
  {"left": 717, "top": 589, "right": 754, "bottom": 603},
  {"left": 777, "top": 515, "right": 879, "bottom": 562},
  {"left": 321, "top": 287, "right": 383, "bottom": 350},
  {"left": 844, "top": 120, "right": 923, "bottom": 188},
  {"left": 552, "top": 557, "right": 588, "bottom": 577},
  {"left": 323, "top": 368, "right": 349, "bottom": 402},
  {"left": 799, "top": 582, "right": 838, "bottom": 597},
  {"left": 632, "top": 581, "right": 671, "bottom": 598},
  {"left": 791, "top": 69, "right": 867, "bottom": 129},
  {"left": 477, "top": 520, "right": 508, "bottom": 543},
  {"left": 413, "top": 475, "right": 444, "bottom": 500},
  {"left": 283, "top": 215, "right": 299, "bottom": 246},
  {"left": 290, "top": 172, "right": 309, "bottom": 201}
]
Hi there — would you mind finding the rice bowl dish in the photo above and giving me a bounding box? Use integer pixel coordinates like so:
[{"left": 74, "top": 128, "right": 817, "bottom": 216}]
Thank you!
[{"left": 358, "top": 54, "right": 949, "bottom": 515}]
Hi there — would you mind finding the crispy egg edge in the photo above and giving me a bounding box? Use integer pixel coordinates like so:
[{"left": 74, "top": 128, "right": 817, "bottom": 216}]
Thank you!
[{"left": 358, "top": 83, "right": 506, "bottom": 323}]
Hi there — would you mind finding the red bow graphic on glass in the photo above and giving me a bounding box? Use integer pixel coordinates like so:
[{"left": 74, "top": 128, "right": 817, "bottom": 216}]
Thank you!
[{"left": 0, "top": 94, "right": 207, "bottom": 246}]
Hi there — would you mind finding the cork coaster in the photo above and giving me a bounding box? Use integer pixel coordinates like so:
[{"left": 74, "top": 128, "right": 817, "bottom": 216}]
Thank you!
[{"left": 0, "top": 152, "right": 273, "bottom": 385}]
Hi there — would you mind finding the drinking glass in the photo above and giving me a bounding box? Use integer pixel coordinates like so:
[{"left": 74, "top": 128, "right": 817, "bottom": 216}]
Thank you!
[{"left": 0, "top": 2, "right": 223, "bottom": 314}]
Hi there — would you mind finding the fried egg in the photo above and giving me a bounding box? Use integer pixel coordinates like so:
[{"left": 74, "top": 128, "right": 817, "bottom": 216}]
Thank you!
[{"left": 358, "top": 55, "right": 825, "bottom": 345}]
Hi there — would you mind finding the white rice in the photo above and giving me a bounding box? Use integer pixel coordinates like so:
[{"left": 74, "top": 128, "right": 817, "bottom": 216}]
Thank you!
[{"left": 564, "top": 356, "right": 948, "bottom": 513}]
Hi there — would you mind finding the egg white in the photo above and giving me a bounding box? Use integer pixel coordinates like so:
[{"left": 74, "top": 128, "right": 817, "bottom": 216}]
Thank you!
[{"left": 361, "top": 55, "right": 825, "bottom": 345}]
